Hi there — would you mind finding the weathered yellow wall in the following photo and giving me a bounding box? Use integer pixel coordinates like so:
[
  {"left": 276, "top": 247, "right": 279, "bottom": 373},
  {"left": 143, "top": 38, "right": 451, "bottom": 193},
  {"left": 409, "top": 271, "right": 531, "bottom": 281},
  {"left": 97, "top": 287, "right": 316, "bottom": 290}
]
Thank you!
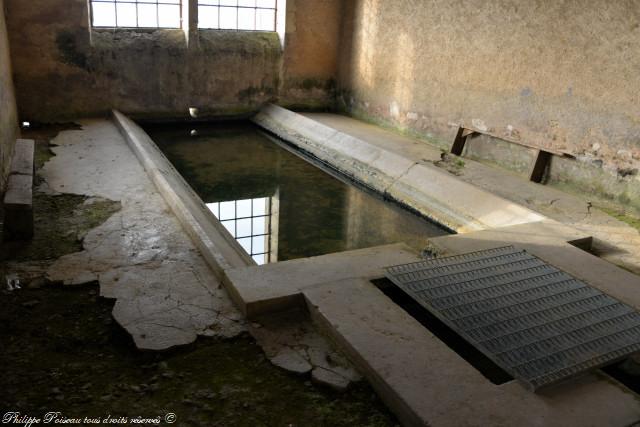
[
  {"left": 280, "top": 0, "right": 343, "bottom": 108},
  {"left": 339, "top": 0, "right": 640, "bottom": 178},
  {"left": 0, "top": 0, "right": 18, "bottom": 191}
]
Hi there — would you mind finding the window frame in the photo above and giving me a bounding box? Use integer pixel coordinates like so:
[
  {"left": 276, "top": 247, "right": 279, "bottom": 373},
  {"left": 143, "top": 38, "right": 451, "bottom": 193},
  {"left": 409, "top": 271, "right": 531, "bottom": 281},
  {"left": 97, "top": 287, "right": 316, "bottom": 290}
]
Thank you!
[
  {"left": 197, "top": 0, "right": 278, "bottom": 32},
  {"left": 208, "top": 197, "right": 274, "bottom": 264},
  {"left": 90, "top": 0, "right": 183, "bottom": 30}
]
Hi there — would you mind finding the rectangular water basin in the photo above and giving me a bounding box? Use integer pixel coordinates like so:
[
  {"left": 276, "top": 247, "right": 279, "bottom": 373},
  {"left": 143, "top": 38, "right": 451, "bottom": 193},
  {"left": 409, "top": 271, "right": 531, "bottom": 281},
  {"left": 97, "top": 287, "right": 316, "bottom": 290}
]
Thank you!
[{"left": 144, "top": 121, "right": 449, "bottom": 264}]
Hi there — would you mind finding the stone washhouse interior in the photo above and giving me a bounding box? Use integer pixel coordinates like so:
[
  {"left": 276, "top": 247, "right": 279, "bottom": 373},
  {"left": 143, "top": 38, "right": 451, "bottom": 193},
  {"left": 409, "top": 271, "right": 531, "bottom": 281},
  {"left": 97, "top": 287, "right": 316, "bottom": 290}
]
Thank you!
[{"left": 2, "top": 1, "right": 640, "bottom": 426}]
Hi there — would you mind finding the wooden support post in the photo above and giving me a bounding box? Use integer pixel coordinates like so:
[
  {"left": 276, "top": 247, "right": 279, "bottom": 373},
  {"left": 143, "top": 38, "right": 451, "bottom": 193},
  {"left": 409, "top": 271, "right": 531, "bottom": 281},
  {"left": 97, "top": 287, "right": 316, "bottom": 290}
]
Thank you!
[
  {"left": 529, "top": 150, "right": 552, "bottom": 183},
  {"left": 451, "top": 126, "right": 467, "bottom": 156}
]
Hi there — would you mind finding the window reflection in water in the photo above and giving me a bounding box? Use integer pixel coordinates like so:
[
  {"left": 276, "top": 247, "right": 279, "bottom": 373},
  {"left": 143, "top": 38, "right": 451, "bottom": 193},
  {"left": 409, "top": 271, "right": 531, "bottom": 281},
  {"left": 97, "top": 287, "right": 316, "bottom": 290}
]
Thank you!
[{"left": 206, "top": 196, "right": 276, "bottom": 265}]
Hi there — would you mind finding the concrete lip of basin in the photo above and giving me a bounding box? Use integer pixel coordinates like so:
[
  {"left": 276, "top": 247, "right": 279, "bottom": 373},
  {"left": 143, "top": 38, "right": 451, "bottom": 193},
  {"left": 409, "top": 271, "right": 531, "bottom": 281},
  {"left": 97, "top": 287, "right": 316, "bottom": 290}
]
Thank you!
[
  {"left": 113, "top": 108, "right": 640, "bottom": 426},
  {"left": 252, "top": 104, "right": 547, "bottom": 233}
]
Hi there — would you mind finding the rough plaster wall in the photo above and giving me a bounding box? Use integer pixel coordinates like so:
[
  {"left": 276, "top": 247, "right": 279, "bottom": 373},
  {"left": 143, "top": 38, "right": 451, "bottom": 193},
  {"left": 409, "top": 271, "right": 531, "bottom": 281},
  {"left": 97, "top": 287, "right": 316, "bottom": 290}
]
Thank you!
[
  {"left": 0, "top": 0, "right": 18, "bottom": 191},
  {"left": 5, "top": 0, "right": 282, "bottom": 121},
  {"left": 280, "top": 0, "right": 343, "bottom": 108},
  {"left": 339, "top": 0, "right": 640, "bottom": 180},
  {"left": 4, "top": 0, "right": 343, "bottom": 121}
]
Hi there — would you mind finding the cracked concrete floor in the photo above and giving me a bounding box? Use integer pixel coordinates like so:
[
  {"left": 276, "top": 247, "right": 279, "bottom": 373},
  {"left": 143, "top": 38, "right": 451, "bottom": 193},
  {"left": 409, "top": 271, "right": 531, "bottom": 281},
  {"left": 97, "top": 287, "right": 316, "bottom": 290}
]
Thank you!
[
  {"left": 41, "top": 119, "right": 246, "bottom": 349},
  {"left": 36, "top": 118, "right": 360, "bottom": 388}
]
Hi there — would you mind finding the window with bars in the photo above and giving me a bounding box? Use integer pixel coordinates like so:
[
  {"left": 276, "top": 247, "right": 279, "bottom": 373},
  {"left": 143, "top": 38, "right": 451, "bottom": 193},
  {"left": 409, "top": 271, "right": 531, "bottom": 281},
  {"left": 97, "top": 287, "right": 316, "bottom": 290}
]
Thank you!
[
  {"left": 90, "top": 0, "right": 182, "bottom": 29},
  {"left": 198, "top": 0, "right": 277, "bottom": 31},
  {"left": 207, "top": 197, "right": 272, "bottom": 265}
]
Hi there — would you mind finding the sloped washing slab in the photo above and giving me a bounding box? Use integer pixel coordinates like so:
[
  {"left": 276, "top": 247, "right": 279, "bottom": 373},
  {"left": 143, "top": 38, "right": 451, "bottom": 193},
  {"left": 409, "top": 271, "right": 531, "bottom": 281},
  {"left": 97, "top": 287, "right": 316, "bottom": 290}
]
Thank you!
[{"left": 385, "top": 246, "right": 640, "bottom": 391}]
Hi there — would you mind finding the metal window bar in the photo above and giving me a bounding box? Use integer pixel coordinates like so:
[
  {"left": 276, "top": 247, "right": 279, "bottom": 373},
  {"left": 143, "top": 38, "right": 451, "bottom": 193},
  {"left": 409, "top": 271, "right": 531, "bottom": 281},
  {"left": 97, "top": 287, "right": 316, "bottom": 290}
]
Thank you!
[
  {"left": 91, "top": 0, "right": 182, "bottom": 29},
  {"left": 212, "top": 198, "right": 272, "bottom": 263},
  {"left": 197, "top": 0, "right": 277, "bottom": 31}
]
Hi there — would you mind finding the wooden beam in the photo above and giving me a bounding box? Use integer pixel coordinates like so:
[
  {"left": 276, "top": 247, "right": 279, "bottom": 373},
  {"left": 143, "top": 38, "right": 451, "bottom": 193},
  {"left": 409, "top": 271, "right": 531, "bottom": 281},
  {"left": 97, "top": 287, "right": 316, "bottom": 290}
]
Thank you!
[
  {"left": 529, "top": 150, "right": 552, "bottom": 183},
  {"left": 451, "top": 126, "right": 467, "bottom": 156}
]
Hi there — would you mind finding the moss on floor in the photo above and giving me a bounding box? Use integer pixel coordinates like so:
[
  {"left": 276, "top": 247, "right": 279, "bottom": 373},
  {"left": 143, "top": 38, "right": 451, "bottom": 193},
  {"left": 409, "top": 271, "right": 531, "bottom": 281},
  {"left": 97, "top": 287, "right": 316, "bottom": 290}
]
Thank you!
[
  {"left": 1, "top": 193, "right": 120, "bottom": 262},
  {"left": 597, "top": 206, "right": 640, "bottom": 233},
  {"left": 0, "top": 284, "right": 397, "bottom": 427},
  {"left": 1, "top": 127, "right": 121, "bottom": 262}
]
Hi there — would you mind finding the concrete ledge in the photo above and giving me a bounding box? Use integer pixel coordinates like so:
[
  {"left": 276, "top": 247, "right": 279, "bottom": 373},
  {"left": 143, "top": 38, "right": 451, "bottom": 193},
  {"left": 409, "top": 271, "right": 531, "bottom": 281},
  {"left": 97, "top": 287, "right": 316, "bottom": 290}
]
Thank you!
[
  {"left": 3, "top": 173, "right": 34, "bottom": 240},
  {"left": 224, "top": 243, "right": 418, "bottom": 318},
  {"left": 112, "top": 110, "right": 255, "bottom": 278},
  {"left": 253, "top": 104, "right": 547, "bottom": 233},
  {"left": 9, "top": 139, "right": 35, "bottom": 176}
]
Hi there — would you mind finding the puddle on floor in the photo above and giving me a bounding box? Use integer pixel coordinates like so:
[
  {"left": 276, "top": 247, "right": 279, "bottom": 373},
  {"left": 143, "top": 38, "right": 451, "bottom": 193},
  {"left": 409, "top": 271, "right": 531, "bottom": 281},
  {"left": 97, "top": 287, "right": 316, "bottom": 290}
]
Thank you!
[{"left": 145, "top": 121, "right": 449, "bottom": 264}]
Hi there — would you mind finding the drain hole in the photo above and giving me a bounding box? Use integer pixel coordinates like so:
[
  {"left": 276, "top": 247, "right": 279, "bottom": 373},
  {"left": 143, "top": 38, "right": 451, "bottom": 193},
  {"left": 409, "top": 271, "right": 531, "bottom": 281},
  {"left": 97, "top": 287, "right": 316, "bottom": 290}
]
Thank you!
[
  {"left": 372, "top": 278, "right": 513, "bottom": 385},
  {"left": 601, "top": 360, "right": 640, "bottom": 394}
]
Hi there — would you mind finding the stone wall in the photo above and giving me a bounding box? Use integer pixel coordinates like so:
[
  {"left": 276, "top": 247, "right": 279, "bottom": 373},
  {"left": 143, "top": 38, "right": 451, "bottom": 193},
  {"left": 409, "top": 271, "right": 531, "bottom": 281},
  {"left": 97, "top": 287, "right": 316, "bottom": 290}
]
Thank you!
[
  {"left": 0, "top": 0, "right": 18, "bottom": 191},
  {"left": 4, "top": 0, "right": 343, "bottom": 121},
  {"left": 338, "top": 0, "right": 640, "bottom": 205}
]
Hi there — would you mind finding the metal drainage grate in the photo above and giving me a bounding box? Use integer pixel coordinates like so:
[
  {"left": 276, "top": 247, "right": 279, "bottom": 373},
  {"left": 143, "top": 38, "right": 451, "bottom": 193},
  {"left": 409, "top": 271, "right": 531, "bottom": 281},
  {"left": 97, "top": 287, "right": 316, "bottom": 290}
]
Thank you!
[{"left": 385, "top": 246, "right": 640, "bottom": 391}]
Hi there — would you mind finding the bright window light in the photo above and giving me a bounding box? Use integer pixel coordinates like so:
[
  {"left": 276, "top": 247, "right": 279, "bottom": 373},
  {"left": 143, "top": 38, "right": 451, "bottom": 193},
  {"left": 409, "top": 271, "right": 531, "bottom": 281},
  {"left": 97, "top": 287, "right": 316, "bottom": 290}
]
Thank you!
[
  {"left": 90, "top": 0, "right": 182, "bottom": 29},
  {"left": 206, "top": 197, "right": 272, "bottom": 264},
  {"left": 198, "top": 0, "right": 277, "bottom": 31}
]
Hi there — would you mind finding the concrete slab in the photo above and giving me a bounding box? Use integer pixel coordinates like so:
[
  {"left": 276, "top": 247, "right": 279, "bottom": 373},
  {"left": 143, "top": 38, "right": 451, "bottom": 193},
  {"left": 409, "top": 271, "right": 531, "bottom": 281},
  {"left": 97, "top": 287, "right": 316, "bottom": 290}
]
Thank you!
[
  {"left": 304, "top": 277, "right": 640, "bottom": 427},
  {"left": 223, "top": 243, "right": 419, "bottom": 318},
  {"left": 253, "top": 104, "right": 547, "bottom": 233},
  {"left": 9, "top": 138, "right": 35, "bottom": 176},
  {"left": 301, "top": 113, "right": 444, "bottom": 163},
  {"left": 4, "top": 173, "right": 32, "bottom": 205},
  {"left": 387, "top": 162, "right": 545, "bottom": 232},
  {"left": 42, "top": 119, "right": 247, "bottom": 350}
]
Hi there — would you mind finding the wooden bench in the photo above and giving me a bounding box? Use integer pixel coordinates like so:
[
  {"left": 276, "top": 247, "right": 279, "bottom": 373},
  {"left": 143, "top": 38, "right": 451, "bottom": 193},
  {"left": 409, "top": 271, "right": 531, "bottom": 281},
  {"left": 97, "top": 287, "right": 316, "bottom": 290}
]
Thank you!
[
  {"left": 450, "top": 126, "right": 574, "bottom": 183},
  {"left": 3, "top": 139, "right": 35, "bottom": 240}
]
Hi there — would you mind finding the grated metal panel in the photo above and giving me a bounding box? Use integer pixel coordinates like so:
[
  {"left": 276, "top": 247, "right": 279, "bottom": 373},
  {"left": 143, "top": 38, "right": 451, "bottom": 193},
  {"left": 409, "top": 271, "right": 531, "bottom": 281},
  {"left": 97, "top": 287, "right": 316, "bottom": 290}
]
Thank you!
[{"left": 385, "top": 246, "right": 640, "bottom": 391}]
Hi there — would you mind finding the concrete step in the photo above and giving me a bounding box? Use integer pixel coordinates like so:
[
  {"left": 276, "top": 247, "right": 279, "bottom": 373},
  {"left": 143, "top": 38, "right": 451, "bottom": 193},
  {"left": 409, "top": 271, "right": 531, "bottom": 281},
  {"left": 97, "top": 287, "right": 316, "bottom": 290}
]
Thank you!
[
  {"left": 3, "top": 171, "right": 34, "bottom": 240},
  {"left": 9, "top": 138, "right": 35, "bottom": 176}
]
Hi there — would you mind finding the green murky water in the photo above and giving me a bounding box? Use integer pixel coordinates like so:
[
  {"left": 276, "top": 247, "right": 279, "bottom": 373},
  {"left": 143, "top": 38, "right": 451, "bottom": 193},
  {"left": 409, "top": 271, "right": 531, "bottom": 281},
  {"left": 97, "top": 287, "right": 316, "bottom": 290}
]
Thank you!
[{"left": 146, "top": 122, "right": 448, "bottom": 264}]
